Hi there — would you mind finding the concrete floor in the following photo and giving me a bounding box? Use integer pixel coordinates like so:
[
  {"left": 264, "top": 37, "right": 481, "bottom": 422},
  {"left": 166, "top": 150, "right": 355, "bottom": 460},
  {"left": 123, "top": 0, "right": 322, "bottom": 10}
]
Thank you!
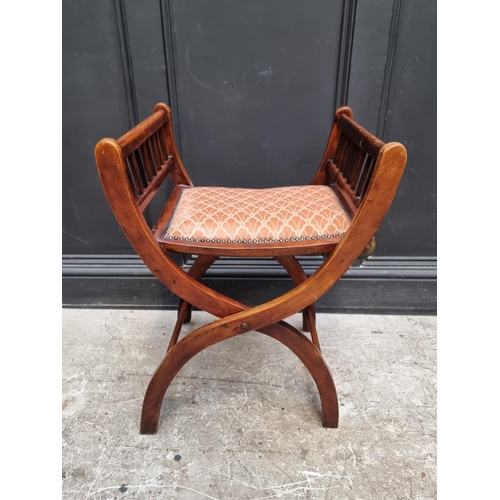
[{"left": 62, "top": 309, "right": 436, "bottom": 500}]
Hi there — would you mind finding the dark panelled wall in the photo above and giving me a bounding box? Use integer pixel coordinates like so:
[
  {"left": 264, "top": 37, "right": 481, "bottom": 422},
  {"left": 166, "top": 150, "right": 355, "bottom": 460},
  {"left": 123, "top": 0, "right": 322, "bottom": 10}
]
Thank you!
[
  {"left": 62, "top": 1, "right": 134, "bottom": 254},
  {"left": 171, "top": 0, "right": 343, "bottom": 188},
  {"left": 63, "top": 0, "right": 437, "bottom": 312},
  {"left": 377, "top": 0, "right": 437, "bottom": 256}
]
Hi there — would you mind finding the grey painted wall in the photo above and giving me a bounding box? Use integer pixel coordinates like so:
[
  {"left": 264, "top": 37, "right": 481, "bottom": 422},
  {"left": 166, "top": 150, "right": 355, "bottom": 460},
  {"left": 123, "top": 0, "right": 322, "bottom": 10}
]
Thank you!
[{"left": 63, "top": 0, "right": 436, "bottom": 263}]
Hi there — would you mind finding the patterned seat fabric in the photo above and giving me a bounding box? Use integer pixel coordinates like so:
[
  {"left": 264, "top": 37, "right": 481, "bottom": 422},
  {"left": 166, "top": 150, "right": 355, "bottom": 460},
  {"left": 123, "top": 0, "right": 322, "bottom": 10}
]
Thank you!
[{"left": 163, "top": 185, "right": 351, "bottom": 244}]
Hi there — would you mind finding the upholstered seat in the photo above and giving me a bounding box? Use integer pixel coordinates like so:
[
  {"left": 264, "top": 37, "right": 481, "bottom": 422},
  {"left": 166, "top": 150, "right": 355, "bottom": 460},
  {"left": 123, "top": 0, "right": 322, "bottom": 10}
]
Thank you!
[{"left": 155, "top": 185, "right": 351, "bottom": 256}]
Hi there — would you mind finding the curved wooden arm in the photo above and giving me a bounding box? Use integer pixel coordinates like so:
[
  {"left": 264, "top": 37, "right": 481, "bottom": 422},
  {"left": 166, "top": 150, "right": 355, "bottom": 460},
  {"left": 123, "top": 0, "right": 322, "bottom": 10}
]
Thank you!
[
  {"left": 158, "top": 142, "right": 406, "bottom": 336},
  {"left": 95, "top": 138, "right": 242, "bottom": 316}
]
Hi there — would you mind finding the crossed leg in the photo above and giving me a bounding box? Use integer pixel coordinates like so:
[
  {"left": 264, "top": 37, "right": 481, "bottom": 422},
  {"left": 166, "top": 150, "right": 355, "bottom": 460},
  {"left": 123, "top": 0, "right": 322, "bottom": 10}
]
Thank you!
[
  {"left": 177, "top": 255, "right": 320, "bottom": 349},
  {"left": 141, "top": 256, "right": 338, "bottom": 434}
]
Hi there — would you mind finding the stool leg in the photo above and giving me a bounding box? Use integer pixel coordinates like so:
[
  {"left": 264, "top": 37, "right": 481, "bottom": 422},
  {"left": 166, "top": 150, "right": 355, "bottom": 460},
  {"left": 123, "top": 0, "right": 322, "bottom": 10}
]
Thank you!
[
  {"left": 304, "top": 305, "right": 320, "bottom": 351},
  {"left": 302, "top": 303, "right": 316, "bottom": 333},
  {"left": 168, "top": 255, "right": 218, "bottom": 351},
  {"left": 141, "top": 316, "right": 338, "bottom": 434},
  {"left": 275, "top": 256, "right": 320, "bottom": 349},
  {"left": 168, "top": 301, "right": 191, "bottom": 352},
  {"left": 182, "top": 302, "right": 192, "bottom": 324},
  {"left": 302, "top": 309, "right": 310, "bottom": 332}
]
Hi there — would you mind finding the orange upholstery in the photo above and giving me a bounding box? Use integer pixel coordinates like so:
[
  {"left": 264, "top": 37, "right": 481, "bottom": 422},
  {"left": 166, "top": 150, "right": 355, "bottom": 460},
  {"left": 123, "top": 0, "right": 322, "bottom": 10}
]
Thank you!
[{"left": 163, "top": 185, "right": 351, "bottom": 244}]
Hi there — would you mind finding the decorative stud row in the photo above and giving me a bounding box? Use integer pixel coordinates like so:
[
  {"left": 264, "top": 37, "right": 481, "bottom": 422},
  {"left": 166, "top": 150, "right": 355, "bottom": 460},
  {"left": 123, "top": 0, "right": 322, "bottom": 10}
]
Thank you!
[{"left": 164, "top": 233, "right": 347, "bottom": 244}]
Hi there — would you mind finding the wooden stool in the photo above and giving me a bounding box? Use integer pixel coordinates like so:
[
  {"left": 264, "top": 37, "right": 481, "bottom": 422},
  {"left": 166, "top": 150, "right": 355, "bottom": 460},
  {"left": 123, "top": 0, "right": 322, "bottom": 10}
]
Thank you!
[{"left": 95, "top": 103, "right": 406, "bottom": 434}]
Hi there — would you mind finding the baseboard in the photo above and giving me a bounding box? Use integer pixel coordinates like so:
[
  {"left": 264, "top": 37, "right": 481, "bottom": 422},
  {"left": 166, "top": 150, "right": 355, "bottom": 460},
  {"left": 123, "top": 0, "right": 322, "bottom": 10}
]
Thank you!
[{"left": 62, "top": 255, "right": 437, "bottom": 314}]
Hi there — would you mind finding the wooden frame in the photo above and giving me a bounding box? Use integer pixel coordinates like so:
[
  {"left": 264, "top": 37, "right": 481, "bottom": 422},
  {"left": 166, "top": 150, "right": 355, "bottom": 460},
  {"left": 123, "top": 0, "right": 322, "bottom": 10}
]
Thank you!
[{"left": 95, "top": 103, "right": 407, "bottom": 434}]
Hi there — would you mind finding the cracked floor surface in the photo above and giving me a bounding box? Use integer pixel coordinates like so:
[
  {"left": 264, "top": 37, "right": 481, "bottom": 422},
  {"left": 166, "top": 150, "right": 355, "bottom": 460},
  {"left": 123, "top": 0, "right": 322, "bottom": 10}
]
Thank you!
[{"left": 62, "top": 309, "right": 436, "bottom": 499}]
